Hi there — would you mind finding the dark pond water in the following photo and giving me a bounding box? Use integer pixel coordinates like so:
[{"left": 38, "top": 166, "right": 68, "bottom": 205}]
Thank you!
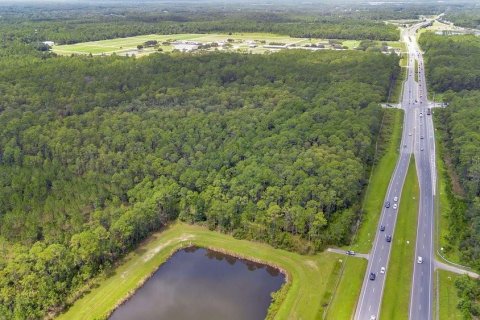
[{"left": 109, "top": 246, "right": 285, "bottom": 320}]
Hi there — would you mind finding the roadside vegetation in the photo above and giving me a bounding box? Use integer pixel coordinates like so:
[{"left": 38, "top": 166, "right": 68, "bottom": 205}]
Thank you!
[
  {"left": 420, "top": 31, "right": 480, "bottom": 317},
  {"left": 380, "top": 158, "right": 419, "bottom": 320},
  {"left": 434, "top": 118, "right": 464, "bottom": 264},
  {"left": 353, "top": 109, "right": 403, "bottom": 253},
  {"left": 57, "top": 222, "right": 340, "bottom": 320},
  {"left": 437, "top": 270, "right": 463, "bottom": 320}
]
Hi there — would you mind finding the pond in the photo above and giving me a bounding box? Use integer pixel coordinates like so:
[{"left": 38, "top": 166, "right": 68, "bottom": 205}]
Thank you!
[{"left": 109, "top": 246, "right": 286, "bottom": 320}]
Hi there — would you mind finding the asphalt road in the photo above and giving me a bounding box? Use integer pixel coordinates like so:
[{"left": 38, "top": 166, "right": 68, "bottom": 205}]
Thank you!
[{"left": 354, "top": 19, "right": 436, "bottom": 320}]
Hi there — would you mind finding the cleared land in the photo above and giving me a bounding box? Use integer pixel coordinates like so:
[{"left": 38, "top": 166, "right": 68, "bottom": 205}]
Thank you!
[
  {"left": 437, "top": 270, "right": 463, "bottom": 320},
  {"left": 52, "top": 32, "right": 401, "bottom": 56},
  {"left": 380, "top": 158, "right": 419, "bottom": 320},
  {"left": 353, "top": 109, "right": 403, "bottom": 253},
  {"left": 57, "top": 222, "right": 341, "bottom": 320}
]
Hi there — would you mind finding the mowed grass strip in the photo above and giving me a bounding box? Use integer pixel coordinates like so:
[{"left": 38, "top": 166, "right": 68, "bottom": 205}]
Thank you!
[
  {"left": 437, "top": 270, "right": 463, "bottom": 320},
  {"left": 57, "top": 222, "right": 340, "bottom": 320},
  {"left": 325, "top": 257, "right": 368, "bottom": 319},
  {"left": 380, "top": 158, "right": 419, "bottom": 320},
  {"left": 353, "top": 108, "right": 403, "bottom": 253}
]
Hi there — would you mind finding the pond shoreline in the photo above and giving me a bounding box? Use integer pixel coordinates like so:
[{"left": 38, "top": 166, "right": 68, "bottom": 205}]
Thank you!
[{"left": 106, "top": 240, "right": 290, "bottom": 320}]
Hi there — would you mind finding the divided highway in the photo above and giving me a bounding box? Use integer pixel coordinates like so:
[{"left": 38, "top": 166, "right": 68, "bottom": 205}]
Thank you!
[
  {"left": 408, "top": 20, "right": 436, "bottom": 320},
  {"left": 354, "top": 18, "right": 436, "bottom": 320}
]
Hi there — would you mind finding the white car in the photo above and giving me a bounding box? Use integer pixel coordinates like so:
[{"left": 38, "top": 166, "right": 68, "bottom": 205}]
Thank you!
[
  {"left": 417, "top": 256, "right": 423, "bottom": 264},
  {"left": 393, "top": 204, "right": 397, "bottom": 210},
  {"left": 380, "top": 267, "right": 386, "bottom": 274},
  {"left": 394, "top": 196, "right": 398, "bottom": 202},
  {"left": 370, "top": 316, "right": 376, "bottom": 320}
]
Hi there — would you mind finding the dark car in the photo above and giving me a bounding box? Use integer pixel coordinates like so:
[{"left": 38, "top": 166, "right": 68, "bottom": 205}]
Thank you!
[
  {"left": 386, "top": 235, "right": 392, "bottom": 242},
  {"left": 369, "top": 272, "right": 376, "bottom": 281},
  {"left": 385, "top": 201, "right": 390, "bottom": 208},
  {"left": 380, "top": 225, "right": 385, "bottom": 232}
]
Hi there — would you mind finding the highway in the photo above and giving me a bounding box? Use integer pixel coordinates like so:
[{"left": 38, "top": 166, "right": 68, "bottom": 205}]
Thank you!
[
  {"left": 408, "top": 20, "right": 436, "bottom": 320},
  {"left": 354, "top": 18, "right": 436, "bottom": 320}
]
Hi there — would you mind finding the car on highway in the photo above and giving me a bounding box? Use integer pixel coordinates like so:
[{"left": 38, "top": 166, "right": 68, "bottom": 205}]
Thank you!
[
  {"left": 421, "top": 147, "right": 424, "bottom": 151},
  {"left": 370, "top": 315, "right": 376, "bottom": 320},
  {"left": 409, "top": 132, "right": 412, "bottom": 136},
  {"left": 385, "top": 201, "right": 390, "bottom": 208},
  {"left": 394, "top": 196, "right": 398, "bottom": 202},
  {"left": 417, "top": 256, "right": 423, "bottom": 264},
  {"left": 369, "top": 272, "right": 376, "bottom": 281},
  {"left": 380, "top": 267, "right": 386, "bottom": 274},
  {"left": 346, "top": 250, "right": 356, "bottom": 256},
  {"left": 421, "top": 135, "right": 424, "bottom": 139},
  {"left": 393, "top": 203, "right": 397, "bottom": 210},
  {"left": 380, "top": 225, "right": 385, "bottom": 232},
  {"left": 386, "top": 235, "right": 392, "bottom": 242}
]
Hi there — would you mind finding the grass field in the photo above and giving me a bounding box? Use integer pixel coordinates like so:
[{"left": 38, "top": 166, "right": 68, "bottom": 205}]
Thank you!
[
  {"left": 380, "top": 158, "right": 419, "bottom": 320},
  {"left": 52, "top": 32, "right": 401, "bottom": 57},
  {"left": 352, "top": 108, "right": 403, "bottom": 253},
  {"left": 57, "top": 222, "right": 342, "bottom": 320},
  {"left": 437, "top": 270, "right": 463, "bottom": 320},
  {"left": 325, "top": 257, "right": 368, "bottom": 319}
]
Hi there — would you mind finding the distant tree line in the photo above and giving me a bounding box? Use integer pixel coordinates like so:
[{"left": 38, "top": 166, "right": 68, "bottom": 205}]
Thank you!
[{"left": 0, "top": 9, "right": 401, "bottom": 46}]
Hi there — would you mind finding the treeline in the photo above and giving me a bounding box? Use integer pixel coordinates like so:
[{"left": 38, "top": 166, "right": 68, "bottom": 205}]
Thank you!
[
  {"left": 444, "top": 10, "right": 480, "bottom": 29},
  {"left": 0, "top": 44, "right": 400, "bottom": 317},
  {"left": 421, "top": 32, "right": 480, "bottom": 318},
  {"left": 0, "top": 10, "right": 400, "bottom": 46},
  {"left": 419, "top": 32, "right": 480, "bottom": 92}
]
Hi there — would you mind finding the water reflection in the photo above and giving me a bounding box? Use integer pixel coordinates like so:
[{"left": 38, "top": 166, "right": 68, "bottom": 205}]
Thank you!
[{"left": 109, "top": 247, "right": 285, "bottom": 320}]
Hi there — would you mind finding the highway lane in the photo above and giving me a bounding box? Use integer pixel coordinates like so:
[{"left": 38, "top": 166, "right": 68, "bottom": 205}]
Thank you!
[
  {"left": 355, "top": 19, "right": 436, "bottom": 320},
  {"left": 354, "top": 26, "right": 417, "bottom": 320}
]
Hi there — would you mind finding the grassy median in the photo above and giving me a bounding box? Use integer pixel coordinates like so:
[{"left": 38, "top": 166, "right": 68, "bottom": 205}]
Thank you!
[
  {"left": 380, "top": 158, "right": 419, "bottom": 319},
  {"left": 57, "top": 222, "right": 341, "bottom": 320},
  {"left": 353, "top": 108, "right": 403, "bottom": 253}
]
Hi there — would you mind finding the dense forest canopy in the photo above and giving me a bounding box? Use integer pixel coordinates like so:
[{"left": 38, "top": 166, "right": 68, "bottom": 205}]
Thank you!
[
  {"left": 420, "top": 32, "right": 480, "bottom": 318},
  {"left": 419, "top": 32, "right": 480, "bottom": 92},
  {"left": 0, "top": 8, "right": 401, "bottom": 317},
  {"left": 445, "top": 9, "right": 480, "bottom": 29}
]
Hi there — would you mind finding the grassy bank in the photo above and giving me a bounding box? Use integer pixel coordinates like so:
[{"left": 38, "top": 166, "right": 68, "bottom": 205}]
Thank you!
[
  {"left": 353, "top": 108, "right": 403, "bottom": 253},
  {"left": 57, "top": 222, "right": 340, "bottom": 320},
  {"left": 380, "top": 158, "right": 419, "bottom": 320},
  {"left": 325, "top": 257, "right": 367, "bottom": 319},
  {"left": 434, "top": 117, "right": 462, "bottom": 264},
  {"left": 437, "top": 270, "right": 463, "bottom": 320}
]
